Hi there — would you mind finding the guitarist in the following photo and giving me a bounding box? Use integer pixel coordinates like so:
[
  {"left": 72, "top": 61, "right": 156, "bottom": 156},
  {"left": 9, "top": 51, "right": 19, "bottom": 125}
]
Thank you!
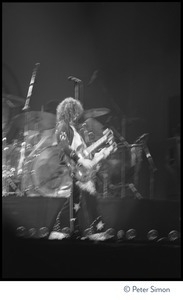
[{"left": 49, "top": 97, "right": 110, "bottom": 239}]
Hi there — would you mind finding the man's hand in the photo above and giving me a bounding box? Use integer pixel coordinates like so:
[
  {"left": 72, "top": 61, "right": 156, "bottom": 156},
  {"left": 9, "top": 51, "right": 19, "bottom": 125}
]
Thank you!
[{"left": 78, "top": 157, "right": 93, "bottom": 169}]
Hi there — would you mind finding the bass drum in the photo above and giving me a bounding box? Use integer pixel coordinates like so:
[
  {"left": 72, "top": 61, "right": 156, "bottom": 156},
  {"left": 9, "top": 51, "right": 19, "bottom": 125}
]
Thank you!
[{"left": 24, "top": 145, "right": 72, "bottom": 198}]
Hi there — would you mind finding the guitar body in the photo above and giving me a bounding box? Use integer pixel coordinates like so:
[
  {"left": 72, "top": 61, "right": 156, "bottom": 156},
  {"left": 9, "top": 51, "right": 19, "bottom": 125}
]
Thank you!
[
  {"left": 74, "top": 163, "right": 101, "bottom": 183},
  {"left": 65, "top": 128, "right": 117, "bottom": 192}
]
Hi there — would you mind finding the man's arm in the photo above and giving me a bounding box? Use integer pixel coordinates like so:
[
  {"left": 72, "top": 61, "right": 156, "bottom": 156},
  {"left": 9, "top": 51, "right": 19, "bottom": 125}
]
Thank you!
[{"left": 56, "top": 121, "right": 92, "bottom": 169}]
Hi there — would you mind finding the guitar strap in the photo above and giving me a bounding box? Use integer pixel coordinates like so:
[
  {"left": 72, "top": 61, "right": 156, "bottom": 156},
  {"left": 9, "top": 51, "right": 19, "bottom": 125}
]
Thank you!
[{"left": 70, "top": 125, "right": 84, "bottom": 149}]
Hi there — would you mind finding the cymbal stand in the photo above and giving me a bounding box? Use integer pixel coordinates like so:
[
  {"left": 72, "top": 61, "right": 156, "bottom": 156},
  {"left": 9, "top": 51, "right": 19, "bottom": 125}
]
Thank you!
[
  {"left": 21, "top": 63, "right": 40, "bottom": 194},
  {"left": 131, "top": 143, "right": 143, "bottom": 188},
  {"left": 108, "top": 123, "right": 130, "bottom": 198},
  {"left": 121, "top": 115, "right": 126, "bottom": 198},
  {"left": 109, "top": 124, "right": 144, "bottom": 199},
  {"left": 2, "top": 135, "right": 9, "bottom": 196},
  {"left": 142, "top": 141, "right": 157, "bottom": 199}
]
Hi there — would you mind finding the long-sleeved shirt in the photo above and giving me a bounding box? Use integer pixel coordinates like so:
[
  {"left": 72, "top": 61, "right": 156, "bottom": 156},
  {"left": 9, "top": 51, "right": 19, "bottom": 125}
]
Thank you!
[{"left": 55, "top": 120, "right": 84, "bottom": 164}]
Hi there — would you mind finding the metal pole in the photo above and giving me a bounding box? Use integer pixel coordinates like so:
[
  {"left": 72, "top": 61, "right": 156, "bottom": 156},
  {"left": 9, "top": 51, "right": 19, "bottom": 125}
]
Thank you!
[
  {"left": 2, "top": 136, "right": 8, "bottom": 195},
  {"left": 121, "top": 116, "right": 126, "bottom": 198},
  {"left": 143, "top": 142, "right": 157, "bottom": 199},
  {"left": 69, "top": 181, "right": 75, "bottom": 234},
  {"left": 21, "top": 63, "right": 40, "bottom": 193}
]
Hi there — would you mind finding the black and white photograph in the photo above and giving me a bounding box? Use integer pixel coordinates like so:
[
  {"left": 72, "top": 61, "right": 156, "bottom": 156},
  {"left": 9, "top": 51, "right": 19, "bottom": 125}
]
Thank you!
[{"left": 2, "top": 2, "right": 181, "bottom": 284}]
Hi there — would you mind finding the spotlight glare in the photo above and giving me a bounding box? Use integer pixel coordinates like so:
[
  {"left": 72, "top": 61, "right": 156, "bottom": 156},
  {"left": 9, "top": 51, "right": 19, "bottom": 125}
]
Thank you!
[
  {"left": 168, "top": 230, "right": 180, "bottom": 242},
  {"left": 16, "top": 226, "right": 26, "bottom": 237},
  {"left": 38, "top": 227, "right": 49, "bottom": 238},
  {"left": 117, "top": 230, "right": 125, "bottom": 240},
  {"left": 126, "top": 228, "right": 136, "bottom": 240},
  {"left": 28, "top": 228, "right": 37, "bottom": 238},
  {"left": 147, "top": 229, "right": 159, "bottom": 241}
]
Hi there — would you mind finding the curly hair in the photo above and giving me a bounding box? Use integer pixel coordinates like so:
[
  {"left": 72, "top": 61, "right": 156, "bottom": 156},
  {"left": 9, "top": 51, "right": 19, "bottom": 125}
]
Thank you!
[{"left": 56, "top": 97, "right": 84, "bottom": 124}]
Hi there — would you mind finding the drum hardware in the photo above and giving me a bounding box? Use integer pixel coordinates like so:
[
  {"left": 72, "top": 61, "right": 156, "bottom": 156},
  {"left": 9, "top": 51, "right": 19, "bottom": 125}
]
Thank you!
[
  {"left": 131, "top": 133, "right": 157, "bottom": 199},
  {"left": 109, "top": 124, "right": 129, "bottom": 198},
  {"left": 3, "top": 175, "right": 23, "bottom": 196},
  {"left": 103, "top": 122, "right": 131, "bottom": 198},
  {"left": 17, "top": 142, "right": 26, "bottom": 176},
  {"left": 2, "top": 137, "right": 8, "bottom": 195},
  {"left": 2, "top": 164, "right": 23, "bottom": 196},
  {"left": 108, "top": 182, "right": 143, "bottom": 199},
  {"left": 22, "top": 145, "right": 72, "bottom": 197},
  {"left": 19, "top": 63, "right": 41, "bottom": 194},
  {"left": 96, "top": 137, "right": 145, "bottom": 199},
  {"left": 134, "top": 133, "right": 149, "bottom": 144},
  {"left": 83, "top": 107, "right": 110, "bottom": 119},
  {"left": 142, "top": 141, "right": 157, "bottom": 199},
  {"left": 3, "top": 93, "right": 25, "bottom": 107},
  {"left": 2, "top": 93, "right": 25, "bottom": 132},
  {"left": 27, "top": 135, "right": 51, "bottom": 158},
  {"left": 2, "top": 137, "right": 15, "bottom": 195},
  {"left": 126, "top": 183, "right": 143, "bottom": 199},
  {"left": 105, "top": 122, "right": 149, "bottom": 199},
  {"left": 8, "top": 111, "right": 56, "bottom": 132}
]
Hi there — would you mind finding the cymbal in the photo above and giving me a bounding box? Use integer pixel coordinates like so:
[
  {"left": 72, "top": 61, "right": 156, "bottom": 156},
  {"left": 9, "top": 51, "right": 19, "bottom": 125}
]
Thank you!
[
  {"left": 9, "top": 111, "right": 56, "bottom": 131},
  {"left": 83, "top": 107, "right": 110, "bottom": 119},
  {"left": 2, "top": 93, "right": 25, "bottom": 107}
]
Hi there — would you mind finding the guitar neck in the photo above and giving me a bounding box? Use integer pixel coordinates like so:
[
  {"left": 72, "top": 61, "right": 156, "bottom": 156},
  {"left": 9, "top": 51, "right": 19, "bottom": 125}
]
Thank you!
[{"left": 84, "top": 134, "right": 107, "bottom": 157}]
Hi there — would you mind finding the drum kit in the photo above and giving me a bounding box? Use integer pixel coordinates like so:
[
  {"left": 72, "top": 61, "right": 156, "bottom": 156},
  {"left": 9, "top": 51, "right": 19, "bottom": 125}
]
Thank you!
[
  {"left": 2, "top": 96, "right": 114, "bottom": 197},
  {"left": 2, "top": 94, "right": 149, "bottom": 199}
]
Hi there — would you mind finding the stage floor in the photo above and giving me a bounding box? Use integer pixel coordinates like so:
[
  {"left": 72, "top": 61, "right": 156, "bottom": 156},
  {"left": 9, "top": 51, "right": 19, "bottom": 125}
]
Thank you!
[
  {"left": 2, "top": 195, "right": 181, "bottom": 279},
  {"left": 2, "top": 235, "right": 181, "bottom": 280}
]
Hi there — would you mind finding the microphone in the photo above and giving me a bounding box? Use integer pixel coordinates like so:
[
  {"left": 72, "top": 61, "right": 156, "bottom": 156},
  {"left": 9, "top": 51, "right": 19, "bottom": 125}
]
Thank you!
[
  {"left": 87, "top": 70, "right": 99, "bottom": 86},
  {"left": 135, "top": 133, "right": 149, "bottom": 144},
  {"left": 68, "top": 76, "right": 82, "bottom": 83}
]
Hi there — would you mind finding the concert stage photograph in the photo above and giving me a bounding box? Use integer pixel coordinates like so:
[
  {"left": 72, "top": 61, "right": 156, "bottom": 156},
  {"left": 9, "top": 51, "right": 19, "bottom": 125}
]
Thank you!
[{"left": 2, "top": 3, "right": 180, "bottom": 280}]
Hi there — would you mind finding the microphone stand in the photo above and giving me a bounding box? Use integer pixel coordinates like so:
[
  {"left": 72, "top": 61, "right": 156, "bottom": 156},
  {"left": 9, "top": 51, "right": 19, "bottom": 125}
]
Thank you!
[
  {"left": 68, "top": 76, "right": 83, "bottom": 235},
  {"left": 74, "top": 82, "right": 79, "bottom": 101}
]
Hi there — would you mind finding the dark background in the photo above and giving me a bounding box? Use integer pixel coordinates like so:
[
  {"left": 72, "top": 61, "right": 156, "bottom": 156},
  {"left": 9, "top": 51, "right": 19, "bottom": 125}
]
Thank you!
[{"left": 2, "top": 2, "right": 180, "bottom": 200}]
